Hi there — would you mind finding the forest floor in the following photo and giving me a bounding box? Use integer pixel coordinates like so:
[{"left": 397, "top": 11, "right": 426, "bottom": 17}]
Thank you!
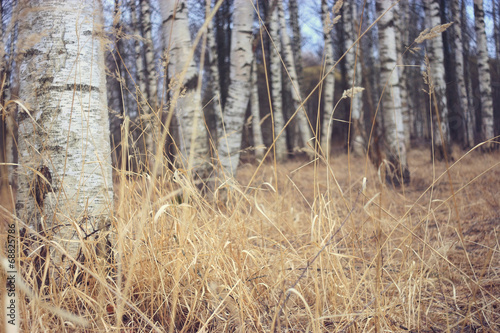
[{"left": 1, "top": 146, "right": 499, "bottom": 332}]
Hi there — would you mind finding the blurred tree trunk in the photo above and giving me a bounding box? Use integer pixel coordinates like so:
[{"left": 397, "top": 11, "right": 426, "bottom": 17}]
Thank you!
[
  {"left": 160, "top": 0, "right": 209, "bottom": 175},
  {"left": 343, "top": 1, "right": 365, "bottom": 156},
  {"left": 451, "top": 0, "right": 473, "bottom": 148},
  {"left": 473, "top": 0, "right": 495, "bottom": 150},
  {"left": 269, "top": 1, "right": 287, "bottom": 161},
  {"left": 288, "top": 0, "right": 302, "bottom": 85},
  {"left": 376, "top": 0, "right": 410, "bottom": 186},
  {"left": 139, "top": 0, "right": 158, "bottom": 161},
  {"left": 217, "top": 0, "right": 253, "bottom": 175},
  {"left": 461, "top": 0, "right": 476, "bottom": 145},
  {"left": 207, "top": 0, "right": 222, "bottom": 145},
  {"left": 277, "top": 0, "right": 311, "bottom": 152},
  {"left": 250, "top": 56, "right": 265, "bottom": 159},
  {"left": 394, "top": 0, "right": 410, "bottom": 148},
  {"left": 320, "top": 0, "right": 335, "bottom": 156},
  {"left": 130, "top": 0, "right": 149, "bottom": 170},
  {"left": 424, "top": 0, "right": 451, "bottom": 161},
  {"left": 17, "top": 0, "right": 114, "bottom": 278}
]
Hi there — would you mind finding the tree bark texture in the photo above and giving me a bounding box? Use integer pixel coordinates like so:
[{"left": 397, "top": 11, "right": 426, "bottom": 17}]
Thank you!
[
  {"left": 269, "top": 1, "right": 287, "bottom": 161},
  {"left": 376, "top": 0, "right": 410, "bottom": 186},
  {"left": 474, "top": 0, "right": 495, "bottom": 150},
  {"left": 217, "top": 0, "right": 254, "bottom": 176},
  {"left": 17, "top": 0, "right": 114, "bottom": 273},
  {"left": 161, "top": 0, "right": 209, "bottom": 174},
  {"left": 320, "top": 0, "right": 335, "bottom": 156},
  {"left": 424, "top": 0, "right": 451, "bottom": 160}
]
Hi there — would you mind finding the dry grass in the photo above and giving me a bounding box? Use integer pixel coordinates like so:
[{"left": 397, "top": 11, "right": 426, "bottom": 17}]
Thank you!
[{"left": 2, "top": 145, "right": 499, "bottom": 332}]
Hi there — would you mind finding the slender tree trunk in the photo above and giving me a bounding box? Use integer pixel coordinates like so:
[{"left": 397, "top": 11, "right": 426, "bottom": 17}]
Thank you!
[
  {"left": 207, "top": 1, "right": 222, "bottom": 144},
  {"left": 269, "top": 2, "right": 287, "bottom": 161},
  {"left": 288, "top": 0, "right": 302, "bottom": 85},
  {"left": 474, "top": 0, "right": 496, "bottom": 150},
  {"left": 17, "top": 0, "right": 114, "bottom": 276},
  {"left": 452, "top": 0, "right": 473, "bottom": 148},
  {"left": 139, "top": 0, "right": 157, "bottom": 159},
  {"left": 251, "top": 57, "right": 265, "bottom": 159},
  {"left": 160, "top": 0, "right": 209, "bottom": 175},
  {"left": 394, "top": 0, "right": 410, "bottom": 148},
  {"left": 461, "top": 0, "right": 476, "bottom": 145},
  {"left": 424, "top": 0, "right": 451, "bottom": 161},
  {"left": 344, "top": 0, "right": 365, "bottom": 155},
  {"left": 217, "top": 0, "right": 254, "bottom": 176},
  {"left": 277, "top": 0, "right": 311, "bottom": 152},
  {"left": 320, "top": 0, "right": 336, "bottom": 156},
  {"left": 376, "top": 0, "right": 410, "bottom": 186}
]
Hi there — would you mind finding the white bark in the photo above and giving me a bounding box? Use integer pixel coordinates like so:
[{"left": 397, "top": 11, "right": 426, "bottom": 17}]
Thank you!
[
  {"left": 17, "top": 0, "right": 114, "bottom": 269},
  {"left": 269, "top": 2, "right": 287, "bottom": 162},
  {"left": 452, "top": 0, "right": 473, "bottom": 148},
  {"left": 425, "top": 0, "right": 450, "bottom": 160},
  {"left": 217, "top": 0, "right": 254, "bottom": 176},
  {"left": 394, "top": 0, "right": 410, "bottom": 148},
  {"left": 320, "top": 0, "right": 335, "bottom": 155},
  {"left": 343, "top": 0, "right": 365, "bottom": 156},
  {"left": 474, "top": 0, "right": 495, "bottom": 149},
  {"left": 251, "top": 57, "right": 265, "bottom": 159},
  {"left": 161, "top": 0, "right": 209, "bottom": 174},
  {"left": 377, "top": 0, "right": 409, "bottom": 186},
  {"left": 277, "top": 0, "right": 311, "bottom": 152}
]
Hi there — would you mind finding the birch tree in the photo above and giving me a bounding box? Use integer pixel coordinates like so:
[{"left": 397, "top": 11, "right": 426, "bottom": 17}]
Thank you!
[
  {"left": 269, "top": 1, "right": 287, "bottom": 161},
  {"left": 251, "top": 56, "right": 265, "bottom": 159},
  {"left": 218, "top": 0, "right": 254, "bottom": 175},
  {"left": 394, "top": 0, "right": 410, "bottom": 147},
  {"left": 288, "top": 0, "right": 303, "bottom": 85},
  {"left": 343, "top": 0, "right": 365, "bottom": 155},
  {"left": 474, "top": 0, "right": 495, "bottom": 150},
  {"left": 161, "top": 0, "right": 209, "bottom": 175},
  {"left": 277, "top": 0, "right": 311, "bottom": 152},
  {"left": 424, "top": 0, "right": 451, "bottom": 160},
  {"left": 376, "top": 0, "right": 410, "bottom": 186},
  {"left": 320, "top": 0, "right": 336, "bottom": 155},
  {"left": 17, "top": 0, "right": 114, "bottom": 276}
]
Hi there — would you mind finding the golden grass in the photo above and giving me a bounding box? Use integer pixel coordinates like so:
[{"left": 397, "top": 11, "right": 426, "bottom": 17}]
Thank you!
[{"left": 3, "top": 145, "right": 498, "bottom": 332}]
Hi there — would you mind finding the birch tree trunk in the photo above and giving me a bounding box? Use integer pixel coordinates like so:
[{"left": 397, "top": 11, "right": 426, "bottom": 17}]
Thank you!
[
  {"left": 17, "top": 0, "right": 114, "bottom": 277},
  {"left": 452, "top": 0, "right": 473, "bottom": 148},
  {"left": 424, "top": 0, "right": 451, "bottom": 161},
  {"left": 320, "top": 0, "right": 335, "bottom": 156},
  {"left": 251, "top": 57, "right": 265, "bottom": 159},
  {"left": 473, "top": 0, "right": 496, "bottom": 150},
  {"left": 376, "top": 0, "right": 410, "bottom": 186},
  {"left": 277, "top": 0, "right": 312, "bottom": 152},
  {"left": 343, "top": 0, "right": 365, "bottom": 156},
  {"left": 218, "top": 0, "right": 254, "bottom": 176},
  {"left": 139, "top": 0, "right": 158, "bottom": 159},
  {"left": 207, "top": 2, "right": 222, "bottom": 144},
  {"left": 288, "top": 0, "right": 303, "bottom": 85},
  {"left": 161, "top": 0, "right": 209, "bottom": 175},
  {"left": 394, "top": 0, "right": 410, "bottom": 148},
  {"left": 269, "top": 2, "right": 287, "bottom": 162}
]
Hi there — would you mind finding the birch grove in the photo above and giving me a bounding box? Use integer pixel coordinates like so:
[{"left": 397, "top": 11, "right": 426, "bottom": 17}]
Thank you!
[{"left": 17, "top": 0, "right": 114, "bottom": 275}]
